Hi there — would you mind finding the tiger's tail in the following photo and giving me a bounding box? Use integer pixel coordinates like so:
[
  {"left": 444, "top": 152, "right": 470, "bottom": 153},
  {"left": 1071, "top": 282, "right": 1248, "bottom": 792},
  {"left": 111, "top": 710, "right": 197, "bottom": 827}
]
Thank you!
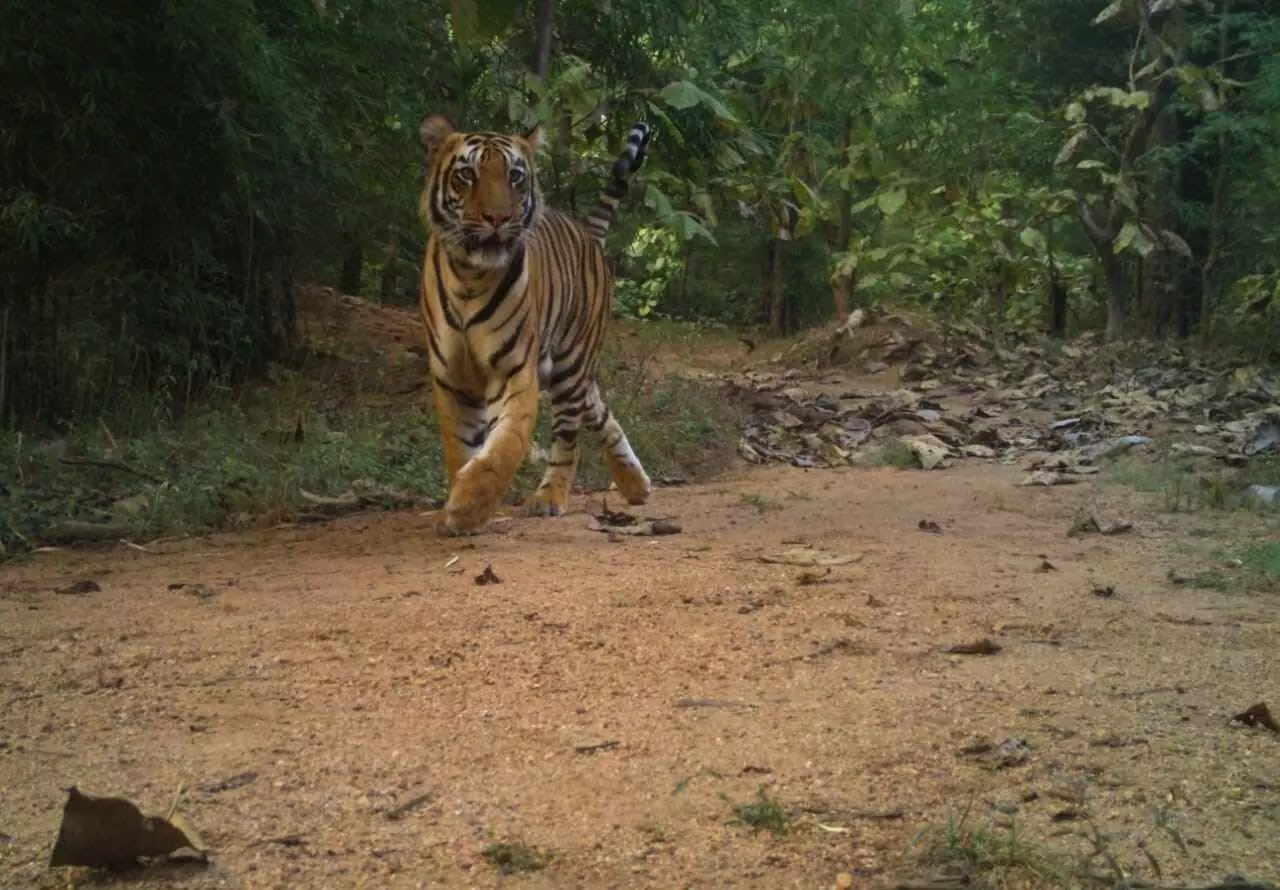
[{"left": 584, "top": 122, "right": 653, "bottom": 245}]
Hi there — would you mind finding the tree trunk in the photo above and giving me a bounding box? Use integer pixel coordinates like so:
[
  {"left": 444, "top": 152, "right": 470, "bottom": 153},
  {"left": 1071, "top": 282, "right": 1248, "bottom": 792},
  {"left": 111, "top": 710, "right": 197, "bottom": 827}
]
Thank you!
[
  {"left": 340, "top": 236, "right": 363, "bottom": 296},
  {"left": 532, "top": 0, "right": 554, "bottom": 78},
  {"left": 1100, "top": 249, "right": 1127, "bottom": 341},
  {"left": 379, "top": 239, "right": 398, "bottom": 302},
  {"left": 832, "top": 278, "right": 850, "bottom": 320},
  {"left": 767, "top": 239, "right": 785, "bottom": 334},
  {"left": 831, "top": 113, "right": 854, "bottom": 322},
  {"left": 1139, "top": 5, "right": 1187, "bottom": 336},
  {"left": 1198, "top": 0, "right": 1232, "bottom": 347},
  {"left": 1048, "top": 251, "right": 1068, "bottom": 338}
]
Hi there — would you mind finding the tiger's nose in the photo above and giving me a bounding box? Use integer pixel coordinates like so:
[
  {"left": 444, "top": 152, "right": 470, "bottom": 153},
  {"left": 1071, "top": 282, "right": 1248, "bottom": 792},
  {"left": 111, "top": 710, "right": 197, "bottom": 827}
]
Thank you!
[{"left": 483, "top": 211, "right": 512, "bottom": 227}]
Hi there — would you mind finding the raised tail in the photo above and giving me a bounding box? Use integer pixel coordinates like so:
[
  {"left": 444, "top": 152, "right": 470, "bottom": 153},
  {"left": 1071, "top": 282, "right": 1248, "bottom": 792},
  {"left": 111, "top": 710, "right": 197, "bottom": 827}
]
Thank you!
[{"left": 584, "top": 122, "right": 653, "bottom": 244}]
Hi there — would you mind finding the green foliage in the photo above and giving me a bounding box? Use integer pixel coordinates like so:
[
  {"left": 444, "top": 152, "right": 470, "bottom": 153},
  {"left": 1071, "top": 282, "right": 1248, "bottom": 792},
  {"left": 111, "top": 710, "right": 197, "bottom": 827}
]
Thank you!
[
  {"left": 479, "top": 841, "right": 553, "bottom": 874},
  {"left": 4, "top": 0, "right": 1279, "bottom": 433},
  {"left": 1, "top": 0, "right": 449, "bottom": 428},
  {"left": 0, "top": 336, "right": 739, "bottom": 556},
  {"left": 729, "top": 788, "right": 790, "bottom": 836},
  {"left": 0, "top": 399, "right": 446, "bottom": 554},
  {"left": 910, "top": 807, "right": 1067, "bottom": 885}
]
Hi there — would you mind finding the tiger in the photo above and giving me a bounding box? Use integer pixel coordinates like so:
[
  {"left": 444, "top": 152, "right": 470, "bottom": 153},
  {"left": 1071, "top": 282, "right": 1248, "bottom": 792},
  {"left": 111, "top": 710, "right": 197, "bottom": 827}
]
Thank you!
[{"left": 416, "top": 114, "right": 656, "bottom": 535}]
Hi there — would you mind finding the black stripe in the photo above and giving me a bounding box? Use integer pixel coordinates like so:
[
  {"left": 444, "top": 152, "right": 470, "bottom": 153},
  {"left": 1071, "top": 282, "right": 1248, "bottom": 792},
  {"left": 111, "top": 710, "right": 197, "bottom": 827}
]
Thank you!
[
  {"left": 459, "top": 428, "right": 488, "bottom": 449},
  {"left": 487, "top": 310, "right": 529, "bottom": 367},
  {"left": 466, "top": 244, "right": 526, "bottom": 329},
  {"left": 435, "top": 377, "right": 484, "bottom": 410},
  {"left": 433, "top": 251, "right": 465, "bottom": 332},
  {"left": 424, "top": 326, "right": 448, "bottom": 369}
]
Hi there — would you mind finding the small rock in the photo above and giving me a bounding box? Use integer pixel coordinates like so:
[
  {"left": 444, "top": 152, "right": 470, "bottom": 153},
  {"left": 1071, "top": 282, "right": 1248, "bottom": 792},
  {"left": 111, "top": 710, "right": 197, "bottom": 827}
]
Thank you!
[
  {"left": 1245, "top": 485, "right": 1277, "bottom": 506},
  {"left": 835, "top": 873, "right": 855, "bottom": 890}
]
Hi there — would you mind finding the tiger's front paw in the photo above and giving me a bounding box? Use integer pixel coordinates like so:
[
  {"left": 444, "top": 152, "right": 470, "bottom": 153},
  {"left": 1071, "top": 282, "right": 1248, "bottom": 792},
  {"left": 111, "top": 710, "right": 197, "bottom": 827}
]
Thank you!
[{"left": 442, "top": 462, "right": 503, "bottom": 534}]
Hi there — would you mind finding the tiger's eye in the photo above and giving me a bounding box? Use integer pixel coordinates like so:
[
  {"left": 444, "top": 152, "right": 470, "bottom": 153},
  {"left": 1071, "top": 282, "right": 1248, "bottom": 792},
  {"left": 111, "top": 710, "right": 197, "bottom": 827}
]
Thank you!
[
  {"left": 453, "top": 168, "right": 474, "bottom": 187},
  {"left": 509, "top": 168, "right": 526, "bottom": 187}
]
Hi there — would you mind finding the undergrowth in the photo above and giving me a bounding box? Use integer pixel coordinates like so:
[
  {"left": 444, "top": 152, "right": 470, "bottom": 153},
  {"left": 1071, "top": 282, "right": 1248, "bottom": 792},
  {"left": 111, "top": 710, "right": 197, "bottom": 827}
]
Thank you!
[
  {"left": 1, "top": 329, "right": 741, "bottom": 558},
  {"left": 908, "top": 808, "right": 1069, "bottom": 887},
  {"left": 1104, "top": 451, "right": 1280, "bottom": 514}
]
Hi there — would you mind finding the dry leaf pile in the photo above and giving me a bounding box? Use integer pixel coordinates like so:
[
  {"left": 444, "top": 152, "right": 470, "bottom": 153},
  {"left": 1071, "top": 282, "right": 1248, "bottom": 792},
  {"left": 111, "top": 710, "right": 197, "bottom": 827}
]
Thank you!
[{"left": 731, "top": 329, "right": 1279, "bottom": 475}]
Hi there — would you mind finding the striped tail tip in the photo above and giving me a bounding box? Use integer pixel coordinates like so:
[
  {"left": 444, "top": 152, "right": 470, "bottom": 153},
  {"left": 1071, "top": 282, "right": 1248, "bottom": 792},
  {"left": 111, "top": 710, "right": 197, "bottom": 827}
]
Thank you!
[{"left": 586, "top": 122, "right": 655, "bottom": 243}]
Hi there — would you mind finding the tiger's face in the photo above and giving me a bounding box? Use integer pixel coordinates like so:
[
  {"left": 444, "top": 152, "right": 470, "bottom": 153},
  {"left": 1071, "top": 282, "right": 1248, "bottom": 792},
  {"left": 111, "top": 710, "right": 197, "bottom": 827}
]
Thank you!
[{"left": 419, "top": 116, "right": 544, "bottom": 270}]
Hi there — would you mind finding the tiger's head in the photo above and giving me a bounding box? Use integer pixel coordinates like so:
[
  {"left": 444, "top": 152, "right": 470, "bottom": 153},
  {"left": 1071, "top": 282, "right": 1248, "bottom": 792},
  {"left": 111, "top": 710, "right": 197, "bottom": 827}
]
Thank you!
[{"left": 418, "top": 115, "right": 544, "bottom": 271}]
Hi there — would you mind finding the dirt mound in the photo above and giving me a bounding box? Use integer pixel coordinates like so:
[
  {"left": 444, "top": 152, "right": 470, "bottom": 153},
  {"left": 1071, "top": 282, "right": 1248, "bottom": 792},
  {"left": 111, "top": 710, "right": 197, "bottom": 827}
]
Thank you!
[
  {"left": 290, "top": 285, "right": 428, "bottom": 405},
  {"left": 297, "top": 284, "right": 424, "bottom": 359},
  {"left": 769, "top": 307, "right": 982, "bottom": 374}
]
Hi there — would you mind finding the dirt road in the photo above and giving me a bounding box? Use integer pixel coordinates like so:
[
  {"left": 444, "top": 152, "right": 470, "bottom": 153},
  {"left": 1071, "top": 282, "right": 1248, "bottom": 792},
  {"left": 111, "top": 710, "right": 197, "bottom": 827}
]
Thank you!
[{"left": 2, "top": 457, "right": 1278, "bottom": 888}]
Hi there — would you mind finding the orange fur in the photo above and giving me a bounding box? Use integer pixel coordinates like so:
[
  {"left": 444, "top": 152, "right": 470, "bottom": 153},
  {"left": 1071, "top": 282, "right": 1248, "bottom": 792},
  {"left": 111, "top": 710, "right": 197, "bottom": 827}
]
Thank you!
[{"left": 417, "top": 116, "right": 654, "bottom": 535}]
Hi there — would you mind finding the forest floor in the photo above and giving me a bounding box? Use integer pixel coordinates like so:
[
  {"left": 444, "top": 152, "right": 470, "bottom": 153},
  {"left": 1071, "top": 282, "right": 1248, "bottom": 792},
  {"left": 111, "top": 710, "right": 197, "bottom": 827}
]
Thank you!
[{"left": 2, "top": 291, "right": 1279, "bottom": 890}]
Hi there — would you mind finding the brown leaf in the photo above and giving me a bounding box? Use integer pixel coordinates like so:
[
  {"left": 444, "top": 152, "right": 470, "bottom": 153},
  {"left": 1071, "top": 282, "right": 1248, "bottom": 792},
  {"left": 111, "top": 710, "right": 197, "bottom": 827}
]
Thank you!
[
  {"left": 1231, "top": 702, "right": 1279, "bottom": 734},
  {"left": 474, "top": 564, "right": 501, "bottom": 585},
  {"left": 946, "top": 638, "right": 1002, "bottom": 656},
  {"left": 49, "top": 787, "right": 207, "bottom": 870},
  {"left": 1019, "top": 471, "right": 1081, "bottom": 487},
  {"left": 759, "top": 548, "right": 863, "bottom": 567},
  {"left": 593, "top": 500, "right": 637, "bottom": 526}
]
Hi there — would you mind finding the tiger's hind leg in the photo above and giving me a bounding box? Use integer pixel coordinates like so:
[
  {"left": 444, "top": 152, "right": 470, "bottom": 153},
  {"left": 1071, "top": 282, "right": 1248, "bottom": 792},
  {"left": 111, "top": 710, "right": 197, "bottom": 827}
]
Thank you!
[{"left": 587, "top": 382, "right": 651, "bottom": 505}]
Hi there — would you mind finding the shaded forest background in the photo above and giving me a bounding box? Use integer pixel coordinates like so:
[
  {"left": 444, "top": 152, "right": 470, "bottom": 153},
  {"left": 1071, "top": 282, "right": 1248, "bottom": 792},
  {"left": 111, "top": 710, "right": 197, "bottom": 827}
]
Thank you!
[{"left": 3, "top": 0, "right": 1280, "bottom": 431}]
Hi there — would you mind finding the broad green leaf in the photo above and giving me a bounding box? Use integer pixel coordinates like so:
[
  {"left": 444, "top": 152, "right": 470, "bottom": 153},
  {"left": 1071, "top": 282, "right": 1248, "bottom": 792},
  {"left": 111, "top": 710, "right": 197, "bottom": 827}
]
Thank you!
[
  {"left": 658, "top": 80, "right": 702, "bottom": 110},
  {"left": 1111, "top": 221, "right": 1141, "bottom": 253},
  {"left": 670, "top": 211, "right": 717, "bottom": 244},
  {"left": 1055, "top": 130, "right": 1088, "bottom": 166},
  {"left": 1092, "top": 0, "right": 1126, "bottom": 25},
  {"left": 644, "top": 103, "right": 686, "bottom": 147},
  {"left": 1121, "top": 90, "right": 1150, "bottom": 109},
  {"left": 1131, "top": 225, "right": 1156, "bottom": 257},
  {"left": 657, "top": 81, "right": 738, "bottom": 122},
  {"left": 714, "top": 144, "right": 745, "bottom": 169},
  {"left": 851, "top": 195, "right": 879, "bottom": 214},
  {"left": 644, "top": 184, "right": 674, "bottom": 218},
  {"left": 1019, "top": 227, "right": 1048, "bottom": 254},
  {"left": 877, "top": 189, "right": 907, "bottom": 216},
  {"left": 692, "top": 192, "right": 719, "bottom": 227},
  {"left": 1076, "top": 159, "right": 1106, "bottom": 170}
]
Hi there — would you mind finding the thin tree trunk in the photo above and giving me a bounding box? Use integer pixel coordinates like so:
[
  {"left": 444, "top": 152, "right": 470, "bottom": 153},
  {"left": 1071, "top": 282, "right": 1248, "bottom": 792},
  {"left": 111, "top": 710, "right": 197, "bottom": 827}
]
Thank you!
[
  {"left": 379, "top": 239, "right": 398, "bottom": 302},
  {"left": 532, "top": 0, "right": 554, "bottom": 78},
  {"left": 339, "top": 236, "right": 363, "bottom": 296},
  {"left": 1047, "top": 229, "right": 1068, "bottom": 338},
  {"left": 1199, "top": 0, "right": 1230, "bottom": 348},
  {"left": 832, "top": 113, "right": 854, "bottom": 321},
  {"left": 768, "top": 238, "right": 785, "bottom": 334},
  {"left": 1101, "top": 250, "right": 1127, "bottom": 341}
]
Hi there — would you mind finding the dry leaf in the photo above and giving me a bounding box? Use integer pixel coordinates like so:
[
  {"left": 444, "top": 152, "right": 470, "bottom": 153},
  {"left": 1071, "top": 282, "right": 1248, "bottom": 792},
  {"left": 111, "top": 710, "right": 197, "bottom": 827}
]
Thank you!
[
  {"left": 759, "top": 548, "right": 864, "bottom": 567},
  {"left": 49, "top": 787, "right": 207, "bottom": 870}
]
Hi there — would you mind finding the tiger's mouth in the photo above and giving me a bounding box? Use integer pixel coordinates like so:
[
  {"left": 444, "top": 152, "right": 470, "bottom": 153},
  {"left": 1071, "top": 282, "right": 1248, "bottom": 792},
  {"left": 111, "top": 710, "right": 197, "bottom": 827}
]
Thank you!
[{"left": 464, "top": 232, "right": 516, "bottom": 251}]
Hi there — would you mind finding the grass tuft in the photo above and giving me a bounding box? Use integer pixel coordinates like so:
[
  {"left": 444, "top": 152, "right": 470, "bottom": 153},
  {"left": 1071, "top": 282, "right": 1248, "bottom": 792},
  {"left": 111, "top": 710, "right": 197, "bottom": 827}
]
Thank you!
[
  {"left": 908, "top": 806, "right": 1068, "bottom": 887},
  {"left": 730, "top": 788, "right": 790, "bottom": 836},
  {"left": 480, "top": 841, "right": 553, "bottom": 874}
]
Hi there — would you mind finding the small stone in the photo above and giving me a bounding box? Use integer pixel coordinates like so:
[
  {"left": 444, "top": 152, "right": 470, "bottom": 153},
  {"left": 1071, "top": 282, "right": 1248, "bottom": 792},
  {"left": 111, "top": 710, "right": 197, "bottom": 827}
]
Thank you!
[{"left": 835, "top": 873, "right": 854, "bottom": 890}]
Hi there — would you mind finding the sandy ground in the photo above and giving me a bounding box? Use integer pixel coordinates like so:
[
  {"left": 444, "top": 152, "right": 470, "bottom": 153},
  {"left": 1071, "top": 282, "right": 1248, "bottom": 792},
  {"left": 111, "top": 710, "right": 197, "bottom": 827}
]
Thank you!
[{"left": 2, "top": 457, "right": 1278, "bottom": 889}]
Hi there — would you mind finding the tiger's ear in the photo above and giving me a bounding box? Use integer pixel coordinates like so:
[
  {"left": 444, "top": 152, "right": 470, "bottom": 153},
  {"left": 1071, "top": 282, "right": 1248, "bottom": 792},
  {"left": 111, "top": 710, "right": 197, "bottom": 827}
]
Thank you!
[
  {"left": 521, "top": 123, "right": 546, "bottom": 154},
  {"left": 419, "top": 115, "right": 455, "bottom": 159}
]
